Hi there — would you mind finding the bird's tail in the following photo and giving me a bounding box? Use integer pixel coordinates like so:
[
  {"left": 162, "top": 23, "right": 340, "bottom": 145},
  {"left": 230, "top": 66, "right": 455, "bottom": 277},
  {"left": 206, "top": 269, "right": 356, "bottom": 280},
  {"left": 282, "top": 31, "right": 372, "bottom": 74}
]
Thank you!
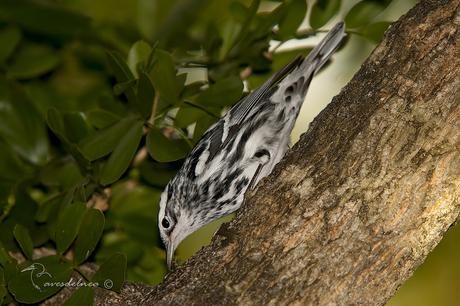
[{"left": 300, "top": 21, "right": 346, "bottom": 74}]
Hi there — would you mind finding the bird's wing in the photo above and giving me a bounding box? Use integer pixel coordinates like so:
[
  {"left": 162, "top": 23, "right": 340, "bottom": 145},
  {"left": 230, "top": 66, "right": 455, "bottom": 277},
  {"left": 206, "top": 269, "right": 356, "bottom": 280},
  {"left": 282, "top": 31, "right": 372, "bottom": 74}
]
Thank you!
[
  {"left": 185, "top": 22, "right": 345, "bottom": 178},
  {"left": 188, "top": 56, "right": 303, "bottom": 165},
  {"left": 228, "top": 55, "right": 304, "bottom": 126}
]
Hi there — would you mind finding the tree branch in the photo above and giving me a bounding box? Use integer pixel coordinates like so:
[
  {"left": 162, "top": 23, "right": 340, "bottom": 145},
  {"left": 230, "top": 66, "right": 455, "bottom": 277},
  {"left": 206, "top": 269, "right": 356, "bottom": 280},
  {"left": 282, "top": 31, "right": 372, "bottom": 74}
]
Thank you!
[{"left": 43, "top": 0, "right": 460, "bottom": 304}]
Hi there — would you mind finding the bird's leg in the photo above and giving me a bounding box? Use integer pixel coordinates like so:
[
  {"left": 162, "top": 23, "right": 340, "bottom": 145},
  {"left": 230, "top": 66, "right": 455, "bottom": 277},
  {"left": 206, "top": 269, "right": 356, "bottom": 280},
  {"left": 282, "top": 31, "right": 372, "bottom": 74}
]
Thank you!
[
  {"left": 248, "top": 149, "right": 271, "bottom": 190},
  {"left": 248, "top": 163, "right": 263, "bottom": 190}
]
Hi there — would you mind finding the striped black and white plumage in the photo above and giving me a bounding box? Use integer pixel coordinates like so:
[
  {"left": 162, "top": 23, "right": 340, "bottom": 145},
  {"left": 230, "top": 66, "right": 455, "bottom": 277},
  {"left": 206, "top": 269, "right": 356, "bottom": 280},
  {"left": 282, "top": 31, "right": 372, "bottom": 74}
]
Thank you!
[{"left": 158, "top": 22, "right": 345, "bottom": 269}]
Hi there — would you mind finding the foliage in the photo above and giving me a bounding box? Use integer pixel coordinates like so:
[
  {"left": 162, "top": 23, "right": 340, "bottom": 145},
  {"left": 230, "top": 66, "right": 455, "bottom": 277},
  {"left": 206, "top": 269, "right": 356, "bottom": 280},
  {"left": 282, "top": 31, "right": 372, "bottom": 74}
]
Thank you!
[{"left": 0, "top": 0, "right": 393, "bottom": 304}]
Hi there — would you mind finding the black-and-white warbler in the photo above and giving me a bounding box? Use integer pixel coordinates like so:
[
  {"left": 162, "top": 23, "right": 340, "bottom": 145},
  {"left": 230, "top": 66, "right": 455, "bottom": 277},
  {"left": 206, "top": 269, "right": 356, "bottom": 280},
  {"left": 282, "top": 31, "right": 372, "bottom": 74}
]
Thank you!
[{"left": 158, "top": 22, "right": 345, "bottom": 269}]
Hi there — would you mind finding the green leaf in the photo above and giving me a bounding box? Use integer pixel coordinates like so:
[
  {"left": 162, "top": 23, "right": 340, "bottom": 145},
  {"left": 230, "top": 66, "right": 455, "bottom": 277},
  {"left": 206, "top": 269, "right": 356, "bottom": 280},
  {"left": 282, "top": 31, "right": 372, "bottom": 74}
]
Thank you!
[
  {"left": 0, "top": 80, "right": 49, "bottom": 165},
  {"left": 196, "top": 76, "right": 243, "bottom": 107},
  {"left": 13, "top": 224, "right": 34, "bottom": 260},
  {"left": 139, "top": 160, "right": 177, "bottom": 188},
  {"left": 219, "top": 19, "right": 242, "bottom": 60},
  {"left": 127, "top": 40, "right": 152, "bottom": 77},
  {"left": 92, "top": 253, "right": 126, "bottom": 293},
  {"left": 0, "top": 267, "right": 6, "bottom": 286},
  {"left": 146, "top": 128, "right": 189, "bottom": 162},
  {"left": 0, "top": 0, "right": 91, "bottom": 38},
  {"left": 106, "top": 51, "right": 135, "bottom": 81},
  {"left": 106, "top": 51, "right": 139, "bottom": 112},
  {"left": 310, "top": 0, "right": 341, "bottom": 29},
  {"left": 193, "top": 114, "right": 217, "bottom": 142},
  {"left": 63, "top": 112, "right": 92, "bottom": 143},
  {"left": 86, "top": 109, "right": 121, "bottom": 129},
  {"left": 345, "top": 0, "right": 391, "bottom": 28},
  {"left": 39, "top": 159, "right": 84, "bottom": 189},
  {"left": 46, "top": 108, "right": 91, "bottom": 171},
  {"left": 176, "top": 73, "right": 187, "bottom": 96},
  {"left": 0, "top": 266, "right": 4, "bottom": 285},
  {"left": 180, "top": 81, "right": 206, "bottom": 98},
  {"left": 2, "top": 260, "right": 17, "bottom": 286},
  {"left": 0, "top": 192, "right": 39, "bottom": 251},
  {"left": 46, "top": 107, "right": 65, "bottom": 136},
  {"left": 137, "top": 0, "right": 161, "bottom": 40},
  {"left": 63, "top": 286, "right": 94, "bottom": 306},
  {"left": 0, "top": 242, "right": 13, "bottom": 266},
  {"left": 250, "top": 2, "right": 285, "bottom": 40},
  {"left": 150, "top": 49, "right": 179, "bottom": 105},
  {"left": 113, "top": 79, "right": 137, "bottom": 96},
  {"left": 100, "top": 120, "right": 143, "bottom": 185},
  {"left": 55, "top": 202, "right": 87, "bottom": 254},
  {"left": 137, "top": 71, "right": 157, "bottom": 118},
  {"left": 175, "top": 105, "right": 209, "bottom": 128},
  {"left": 357, "top": 21, "right": 391, "bottom": 43},
  {"left": 95, "top": 239, "right": 142, "bottom": 267},
  {"left": 229, "top": 1, "right": 248, "bottom": 23},
  {"left": 43, "top": 198, "right": 65, "bottom": 242},
  {"left": 0, "top": 267, "right": 5, "bottom": 304},
  {"left": 8, "top": 255, "right": 73, "bottom": 304},
  {"left": 0, "top": 141, "right": 31, "bottom": 182},
  {"left": 102, "top": 192, "right": 159, "bottom": 256},
  {"left": 224, "top": 0, "right": 261, "bottom": 57},
  {"left": 0, "top": 26, "right": 21, "bottom": 63},
  {"left": 79, "top": 116, "right": 139, "bottom": 161},
  {"left": 277, "top": 0, "right": 308, "bottom": 40},
  {"left": 74, "top": 209, "right": 105, "bottom": 265},
  {"left": 117, "top": 214, "right": 158, "bottom": 244},
  {"left": 106, "top": 184, "right": 160, "bottom": 246},
  {"left": 147, "top": 0, "right": 210, "bottom": 47},
  {"left": 35, "top": 195, "right": 63, "bottom": 223},
  {"left": 7, "top": 43, "right": 59, "bottom": 80},
  {"left": 0, "top": 181, "right": 11, "bottom": 204}
]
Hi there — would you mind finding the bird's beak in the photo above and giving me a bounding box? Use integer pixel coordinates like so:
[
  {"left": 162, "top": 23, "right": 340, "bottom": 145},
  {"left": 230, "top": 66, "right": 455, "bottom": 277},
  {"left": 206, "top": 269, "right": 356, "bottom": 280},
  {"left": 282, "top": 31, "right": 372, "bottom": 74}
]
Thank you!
[{"left": 166, "top": 241, "right": 175, "bottom": 270}]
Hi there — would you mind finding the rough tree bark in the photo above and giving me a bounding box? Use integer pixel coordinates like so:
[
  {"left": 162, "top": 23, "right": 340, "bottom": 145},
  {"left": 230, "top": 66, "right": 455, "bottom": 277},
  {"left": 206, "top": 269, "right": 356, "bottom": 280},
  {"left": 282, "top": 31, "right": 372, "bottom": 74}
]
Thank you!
[{"left": 45, "top": 0, "right": 460, "bottom": 305}]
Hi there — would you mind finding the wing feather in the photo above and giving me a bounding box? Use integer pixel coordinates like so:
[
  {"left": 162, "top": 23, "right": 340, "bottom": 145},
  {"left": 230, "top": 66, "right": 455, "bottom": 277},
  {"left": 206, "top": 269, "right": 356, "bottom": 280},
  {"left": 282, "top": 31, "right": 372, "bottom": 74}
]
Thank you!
[{"left": 229, "top": 55, "right": 304, "bottom": 126}]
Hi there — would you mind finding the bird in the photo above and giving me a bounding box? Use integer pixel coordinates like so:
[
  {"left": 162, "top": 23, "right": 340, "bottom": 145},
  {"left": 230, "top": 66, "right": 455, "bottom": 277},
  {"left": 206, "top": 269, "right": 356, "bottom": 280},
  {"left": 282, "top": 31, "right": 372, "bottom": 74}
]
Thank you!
[{"left": 158, "top": 22, "right": 346, "bottom": 269}]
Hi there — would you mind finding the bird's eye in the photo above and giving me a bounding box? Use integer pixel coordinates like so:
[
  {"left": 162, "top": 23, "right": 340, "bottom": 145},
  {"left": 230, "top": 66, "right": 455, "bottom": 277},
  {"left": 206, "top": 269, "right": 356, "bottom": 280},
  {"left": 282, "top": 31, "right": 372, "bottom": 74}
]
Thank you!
[{"left": 162, "top": 218, "right": 170, "bottom": 229}]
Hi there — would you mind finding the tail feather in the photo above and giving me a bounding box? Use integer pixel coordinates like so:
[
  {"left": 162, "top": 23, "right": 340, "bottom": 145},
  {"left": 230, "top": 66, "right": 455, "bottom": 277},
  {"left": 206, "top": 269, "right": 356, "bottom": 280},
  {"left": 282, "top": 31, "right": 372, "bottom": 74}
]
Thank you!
[
  {"left": 227, "top": 22, "right": 345, "bottom": 126},
  {"left": 300, "top": 21, "right": 346, "bottom": 73}
]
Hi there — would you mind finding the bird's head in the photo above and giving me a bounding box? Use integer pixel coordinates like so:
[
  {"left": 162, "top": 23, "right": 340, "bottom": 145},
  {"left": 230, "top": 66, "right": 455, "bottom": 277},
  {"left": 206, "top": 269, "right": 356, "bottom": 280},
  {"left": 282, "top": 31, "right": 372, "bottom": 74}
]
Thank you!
[{"left": 158, "top": 183, "right": 206, "bottom": 270}]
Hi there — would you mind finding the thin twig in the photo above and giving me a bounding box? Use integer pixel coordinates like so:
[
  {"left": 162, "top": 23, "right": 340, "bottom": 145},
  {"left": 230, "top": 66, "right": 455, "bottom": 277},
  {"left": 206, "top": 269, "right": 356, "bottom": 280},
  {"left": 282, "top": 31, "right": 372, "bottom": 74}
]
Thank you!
[
  {"left": 183, "top": 101, "right": 220, "bottom": 119},
  {"left": 74, "top": 267, "right": 91, "bottom": 282}
]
